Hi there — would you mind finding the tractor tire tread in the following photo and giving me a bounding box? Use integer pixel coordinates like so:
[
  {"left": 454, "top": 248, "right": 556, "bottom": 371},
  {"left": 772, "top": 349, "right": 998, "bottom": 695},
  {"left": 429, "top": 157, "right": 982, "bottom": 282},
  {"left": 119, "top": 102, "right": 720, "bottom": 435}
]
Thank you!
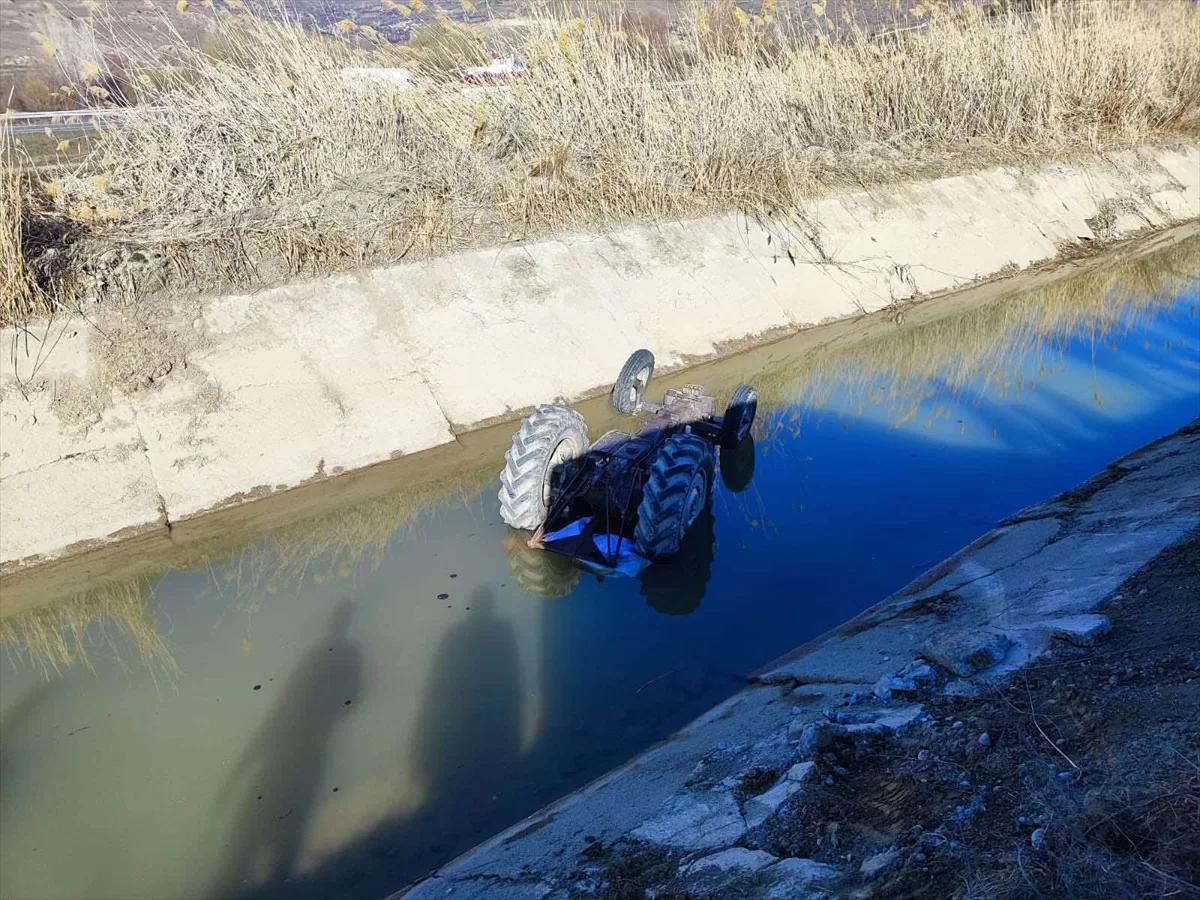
[
  {"left": 498, "top": 405, "right": 588, "bottom": 530},
  {"left": 634, "top": 433, "right": 714, "bottom": 559}
]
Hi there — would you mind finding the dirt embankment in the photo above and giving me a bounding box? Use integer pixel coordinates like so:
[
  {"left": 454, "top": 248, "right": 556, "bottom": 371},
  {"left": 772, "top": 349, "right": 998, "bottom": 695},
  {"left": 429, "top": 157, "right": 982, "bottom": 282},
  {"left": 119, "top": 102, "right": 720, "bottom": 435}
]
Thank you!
[{"left": 584, "top": 532, "right": 1200, "bottom": 900}]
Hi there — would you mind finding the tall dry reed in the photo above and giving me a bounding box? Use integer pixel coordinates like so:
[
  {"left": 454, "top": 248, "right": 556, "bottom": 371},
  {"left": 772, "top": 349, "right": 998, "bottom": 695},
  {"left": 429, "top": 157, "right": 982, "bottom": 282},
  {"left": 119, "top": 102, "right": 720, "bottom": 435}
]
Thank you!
[
  {"left": 1, "top": 129, "right": 50, "bottom": 324},
  {"left": 10, "top": 0, "right": 1200, "bottom": 314}
]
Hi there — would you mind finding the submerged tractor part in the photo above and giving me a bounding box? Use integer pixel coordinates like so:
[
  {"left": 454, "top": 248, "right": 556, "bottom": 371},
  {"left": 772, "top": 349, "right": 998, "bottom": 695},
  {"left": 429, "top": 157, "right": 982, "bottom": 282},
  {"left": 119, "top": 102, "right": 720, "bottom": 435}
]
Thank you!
[
  {"left": 505, "top": 529, "right": 582, "bottom": 599},
  {"left": 496, "top": 349, "right": 757, "bottom": 572},
  {"left": 720, "top": 435, "right": 756, "bottom": 493},
  {"left": 639, "top": 507, "right": 716, "bottom": 616}
]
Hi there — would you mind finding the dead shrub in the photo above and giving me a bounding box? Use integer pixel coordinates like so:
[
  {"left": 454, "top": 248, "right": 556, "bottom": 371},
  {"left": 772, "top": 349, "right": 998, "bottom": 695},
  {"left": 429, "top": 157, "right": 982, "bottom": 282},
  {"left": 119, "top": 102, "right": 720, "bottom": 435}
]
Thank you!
[{"left": 1, "top": 134, "right": 52, "bottom": 325}]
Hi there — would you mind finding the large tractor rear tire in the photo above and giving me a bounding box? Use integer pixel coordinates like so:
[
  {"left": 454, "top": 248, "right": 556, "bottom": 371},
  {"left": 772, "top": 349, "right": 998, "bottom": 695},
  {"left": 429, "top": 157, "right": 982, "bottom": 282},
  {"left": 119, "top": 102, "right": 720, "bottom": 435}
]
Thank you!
[
  {"left": 634, "top": 433, "right": 715, "bottom": 559},
  {"left": 498, "top": 405, "right": 589, "bottom": 530}
]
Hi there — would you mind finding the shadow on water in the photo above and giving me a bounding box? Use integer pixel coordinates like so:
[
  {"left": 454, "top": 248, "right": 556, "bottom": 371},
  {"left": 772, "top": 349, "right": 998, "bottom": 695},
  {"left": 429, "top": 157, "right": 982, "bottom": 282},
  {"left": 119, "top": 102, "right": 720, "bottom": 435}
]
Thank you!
[
  {"left": 406, "top": 587, "right": 522, "bottom": 853},
  {"left": 244, "top": 586, "right": 528, "bottom": 900},
  {"left": 211, "top": 600, "right": 362, "bottom": 900},
  {"left": 0, "top": 682, "right": 57, "bottom": 782}
]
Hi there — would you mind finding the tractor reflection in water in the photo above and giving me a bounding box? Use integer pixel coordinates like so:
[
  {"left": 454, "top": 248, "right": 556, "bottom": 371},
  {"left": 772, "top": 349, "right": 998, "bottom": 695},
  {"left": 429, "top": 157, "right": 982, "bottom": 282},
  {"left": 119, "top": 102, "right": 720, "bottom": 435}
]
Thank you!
[{"left": 499, "top": 350, "right": 757, "bottom": 614}]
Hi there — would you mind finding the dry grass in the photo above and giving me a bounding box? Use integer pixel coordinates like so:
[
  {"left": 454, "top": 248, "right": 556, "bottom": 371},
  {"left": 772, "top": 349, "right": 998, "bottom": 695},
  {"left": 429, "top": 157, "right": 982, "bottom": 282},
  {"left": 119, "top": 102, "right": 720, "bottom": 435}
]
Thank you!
[
  {"left": 0, "top": 129, "right": 50, "bottom": 322},
  {"left": 0, "top": 577, "right": 178, "bottom": 680},
  {"left": 4, "top": 0, "right": 1198, "bottom": 322}
]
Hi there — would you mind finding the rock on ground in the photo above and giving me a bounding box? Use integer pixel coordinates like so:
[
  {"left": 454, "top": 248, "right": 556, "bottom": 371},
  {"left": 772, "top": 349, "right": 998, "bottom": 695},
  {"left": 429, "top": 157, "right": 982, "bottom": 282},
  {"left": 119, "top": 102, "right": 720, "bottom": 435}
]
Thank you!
[
  {"left": 629, "top": 791, "right": 746, "bottom": 850},
  {"left": 921, "top": 629, "right": 1011, "bottom": 676}
]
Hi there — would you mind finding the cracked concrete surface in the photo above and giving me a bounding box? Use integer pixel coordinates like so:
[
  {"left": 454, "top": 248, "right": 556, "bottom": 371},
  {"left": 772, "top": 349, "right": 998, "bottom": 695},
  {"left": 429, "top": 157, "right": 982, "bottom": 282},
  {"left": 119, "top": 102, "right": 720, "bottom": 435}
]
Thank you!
[
  {"left": 2, "top": 143, "right": 1198, "bottom": 569},
  {"left": 394, "top": 423, "right": 1199, "bottom": 900}
]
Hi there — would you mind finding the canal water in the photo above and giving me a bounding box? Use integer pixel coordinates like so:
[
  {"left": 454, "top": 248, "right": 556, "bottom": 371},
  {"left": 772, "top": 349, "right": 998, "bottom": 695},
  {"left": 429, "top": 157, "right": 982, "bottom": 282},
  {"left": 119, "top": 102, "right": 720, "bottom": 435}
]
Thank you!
[{"left": 1, "top": 238, "right": 1198, "bottom": 900}]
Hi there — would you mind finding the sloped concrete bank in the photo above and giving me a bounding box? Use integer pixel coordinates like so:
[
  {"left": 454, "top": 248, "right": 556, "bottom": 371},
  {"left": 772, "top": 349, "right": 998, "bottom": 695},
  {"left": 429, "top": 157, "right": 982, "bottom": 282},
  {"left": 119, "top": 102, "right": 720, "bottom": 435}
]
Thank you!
[
  {"left": 2, "top": 143, "right": 1198, "bottom": 571},
  {"left": 393, "top": 422, "right": 1200, "bottom": 900}
]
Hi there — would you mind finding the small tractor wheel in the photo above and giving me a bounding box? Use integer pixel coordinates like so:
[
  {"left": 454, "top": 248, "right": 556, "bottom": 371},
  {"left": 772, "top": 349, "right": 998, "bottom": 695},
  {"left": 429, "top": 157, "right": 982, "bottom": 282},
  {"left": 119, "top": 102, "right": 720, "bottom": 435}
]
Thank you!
[
  {"left": 506, "top": 531, "right": 581, "bottom": 599},
  {"left": 498, "top": 405, "right": 589, "bottom": 530},
  {"left": 719, "top": 384, "right": 758, "bottom": 448},
  {"left": 634, "top": 433, "right": 715, "bottom": 559},
  {"left": 611, "top": 349, "right": 655, "bottom": 414}
]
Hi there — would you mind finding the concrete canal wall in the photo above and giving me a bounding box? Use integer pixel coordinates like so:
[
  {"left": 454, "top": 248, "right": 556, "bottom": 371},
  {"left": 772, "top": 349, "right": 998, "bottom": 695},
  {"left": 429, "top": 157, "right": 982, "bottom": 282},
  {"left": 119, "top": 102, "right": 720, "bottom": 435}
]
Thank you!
[{"left": 2, "top": 142, "right": 1198, "bottom": 571}]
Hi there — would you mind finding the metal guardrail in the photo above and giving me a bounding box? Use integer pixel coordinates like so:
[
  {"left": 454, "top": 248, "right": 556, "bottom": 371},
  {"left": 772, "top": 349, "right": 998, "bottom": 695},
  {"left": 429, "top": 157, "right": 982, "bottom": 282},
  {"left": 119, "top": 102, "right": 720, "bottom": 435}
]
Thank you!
[{"left": 2, "top": 107, "right": 167, "bottom": 123}]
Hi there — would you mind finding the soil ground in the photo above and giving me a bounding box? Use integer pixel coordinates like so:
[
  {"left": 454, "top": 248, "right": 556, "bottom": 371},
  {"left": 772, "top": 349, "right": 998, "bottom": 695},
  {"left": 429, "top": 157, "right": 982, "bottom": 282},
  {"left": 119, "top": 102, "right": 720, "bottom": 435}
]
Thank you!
[{"left": 583, "top": 530, "right": 1200, "bottom": 900}]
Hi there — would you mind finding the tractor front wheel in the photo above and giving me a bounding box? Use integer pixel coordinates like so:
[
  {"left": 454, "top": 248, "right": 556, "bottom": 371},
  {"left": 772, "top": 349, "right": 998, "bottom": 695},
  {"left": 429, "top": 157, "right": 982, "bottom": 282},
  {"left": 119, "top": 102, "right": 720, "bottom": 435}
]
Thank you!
[
  {"left": 611, "top": 349, "right": 655, "bottom": 415},
  {"left": 719, "top": 384, "right": 758, "bottom": 448}
]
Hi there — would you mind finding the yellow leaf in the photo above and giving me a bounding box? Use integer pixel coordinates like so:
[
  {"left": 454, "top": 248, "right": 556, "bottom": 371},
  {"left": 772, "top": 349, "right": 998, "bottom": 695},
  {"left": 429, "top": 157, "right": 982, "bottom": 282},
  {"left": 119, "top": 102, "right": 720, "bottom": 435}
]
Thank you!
[
  {"left": 279, "top": 75, "right": 295, "bottom": 89},
  {"left": 265, "top": 583, "right": 278, "bottom": 594},
  {"left": 411, "top": 0, "right": 426, "bottom": 12},
  {"left": 44, "top": 2, "right": 60, "bottom": 17},
  {"left": 910, "top": 5, "right": 927, "bottom": 16},
  {"left": 101, "top": 207, "right": 123, "bottom": 221},
  {"left": 44, "top": 126, "right": 53, "bottom": 137},
  {"left": 812, "top": 2, "right": 825, "bottom": 16},
  {"left": 336, "top": 18, "right": 357, "bottom": 32},
  {"left": 359, "top": 24, "right": 377, "bottom": 38},
  {"left": 732, "top": 7, "right": 749, "bottom": 25},
  {"left": 87, "top": 84, "right": 110, "bottom": 99},
  {"left": 176, "top": 0, "right": 189, "bottom": 10},
  {"left": 55, "top": 139, "right": 70, "bottom": 151},
  {"left": 80, "top": 60, "right": 101, "bottom": 80},
  {"left": 461, "top": 0, "right": 476, "bottom": 12}
]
